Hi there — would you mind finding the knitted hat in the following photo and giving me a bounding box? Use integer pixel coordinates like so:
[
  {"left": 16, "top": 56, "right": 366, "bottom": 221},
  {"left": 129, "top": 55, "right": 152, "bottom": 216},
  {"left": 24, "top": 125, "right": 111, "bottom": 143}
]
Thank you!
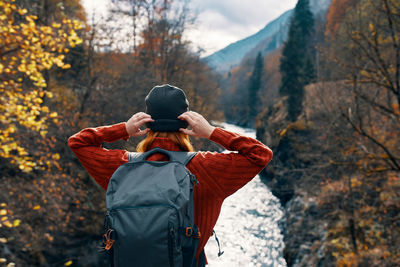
[{"left": 145, "top": 84, "right": 189, "bottom": 132}]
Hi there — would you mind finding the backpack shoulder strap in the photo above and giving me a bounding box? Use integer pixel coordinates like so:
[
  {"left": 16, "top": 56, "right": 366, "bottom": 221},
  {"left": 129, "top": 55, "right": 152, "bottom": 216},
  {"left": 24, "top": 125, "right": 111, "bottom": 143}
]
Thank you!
[
  {"left": 169, "top": 151, "right": 197, "bottom": 166},
  {"left": 128, "top": 152, "right": 141, "bottom": 163}
]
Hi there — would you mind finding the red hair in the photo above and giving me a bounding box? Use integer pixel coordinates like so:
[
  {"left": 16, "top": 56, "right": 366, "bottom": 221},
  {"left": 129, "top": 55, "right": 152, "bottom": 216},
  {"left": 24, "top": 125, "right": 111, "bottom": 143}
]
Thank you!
[{"left": 136, "top": 131, "right": 194, "bottom": 152}]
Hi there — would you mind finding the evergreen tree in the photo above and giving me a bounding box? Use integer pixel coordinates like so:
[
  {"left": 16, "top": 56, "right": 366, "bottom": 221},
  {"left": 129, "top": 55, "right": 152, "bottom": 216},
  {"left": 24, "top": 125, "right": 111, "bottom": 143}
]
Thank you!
[
  {"left": 248, "top": 52, "right": 264, "bottom": 127},
  {"left": 279, "top": 0, "right": 315, "bottom": 121}
]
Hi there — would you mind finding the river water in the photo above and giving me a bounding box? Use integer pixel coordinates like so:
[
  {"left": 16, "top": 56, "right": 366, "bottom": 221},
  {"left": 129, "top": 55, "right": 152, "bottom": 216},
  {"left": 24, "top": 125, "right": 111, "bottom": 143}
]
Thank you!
[{"left": 204, "top": 123, "right": 286, "bottom": 267}]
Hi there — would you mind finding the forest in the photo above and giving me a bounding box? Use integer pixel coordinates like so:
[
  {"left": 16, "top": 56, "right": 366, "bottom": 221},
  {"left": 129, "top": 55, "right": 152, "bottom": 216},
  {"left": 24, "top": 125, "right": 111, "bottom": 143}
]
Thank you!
[{"left": 0, "top": 0, "right": 399, "bottom": 266}]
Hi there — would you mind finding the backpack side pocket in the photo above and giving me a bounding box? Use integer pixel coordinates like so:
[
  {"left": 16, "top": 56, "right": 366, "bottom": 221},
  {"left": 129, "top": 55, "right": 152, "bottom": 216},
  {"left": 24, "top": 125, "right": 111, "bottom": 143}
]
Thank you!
[{"left": 102, "top": 212, "right": 116, "bottom": 267}]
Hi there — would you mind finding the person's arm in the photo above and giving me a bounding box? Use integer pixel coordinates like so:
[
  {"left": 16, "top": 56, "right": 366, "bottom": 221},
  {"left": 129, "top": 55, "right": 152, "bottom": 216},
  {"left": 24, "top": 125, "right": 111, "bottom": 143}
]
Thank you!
[
  {"left": 203, "top": 127, "right": 272, "bottom": 198},
  {"left": 179, "top": 111, "right": 273, "bottom": 198},
  {"left": 68, "top": 113, "right": 153, "bottom": 190}
]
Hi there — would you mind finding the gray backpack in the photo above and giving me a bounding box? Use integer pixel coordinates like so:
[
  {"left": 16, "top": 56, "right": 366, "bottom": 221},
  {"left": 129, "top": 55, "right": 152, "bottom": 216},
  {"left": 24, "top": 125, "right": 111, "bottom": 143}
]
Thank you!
[{"left": 102, "top": 147, "right": 201, "bottom": 267}]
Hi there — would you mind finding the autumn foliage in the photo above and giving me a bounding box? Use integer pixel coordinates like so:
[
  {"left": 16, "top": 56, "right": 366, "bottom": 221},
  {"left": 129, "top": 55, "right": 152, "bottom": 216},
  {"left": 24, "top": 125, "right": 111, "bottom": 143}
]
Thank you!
[
  {"left": 319, "top": 0, "right": 400, "bottom": 265},
  {"left": 0, "top": 0, "right": 222, "bottom": 265},
  {"left": 325, "top": 0, "right": 359, "bottom": 36},
  {"left": 255, "top": 0, "right": 399, "bottom": 266},
  {"left": 0, "top": 0, "right": 82, "bottom": 171},
  {"left": 1, "top": 0, "right": 399, "bottom": 266}
]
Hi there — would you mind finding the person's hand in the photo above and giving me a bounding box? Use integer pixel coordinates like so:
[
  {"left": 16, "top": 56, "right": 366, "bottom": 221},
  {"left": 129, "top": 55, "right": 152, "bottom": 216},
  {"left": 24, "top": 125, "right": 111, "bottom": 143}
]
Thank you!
[
  {"left": 126, "top": 112, "right": 154, "bottom": 137},
  {"left": 178, "top": 111, "right": 215, "bottom": 138}
]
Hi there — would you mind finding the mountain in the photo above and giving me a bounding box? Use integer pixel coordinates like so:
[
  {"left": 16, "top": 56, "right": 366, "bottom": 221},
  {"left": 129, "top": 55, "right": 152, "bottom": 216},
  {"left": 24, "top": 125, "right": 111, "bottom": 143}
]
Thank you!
[
  {"left": 203, "top": 10, "right": 292, "bottom": 73},
  {"left": 204, "top": 0, "right": 332, "bottom": 73}
]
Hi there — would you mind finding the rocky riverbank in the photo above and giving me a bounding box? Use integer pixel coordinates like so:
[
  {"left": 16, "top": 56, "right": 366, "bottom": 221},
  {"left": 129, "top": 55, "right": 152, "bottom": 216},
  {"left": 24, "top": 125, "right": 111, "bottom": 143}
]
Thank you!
[
  {"left": 255, "top": 78, "right": 400, "bottom": 266},
  {"left": 255, "top": 95, "right": 334, "bottom": 266}
]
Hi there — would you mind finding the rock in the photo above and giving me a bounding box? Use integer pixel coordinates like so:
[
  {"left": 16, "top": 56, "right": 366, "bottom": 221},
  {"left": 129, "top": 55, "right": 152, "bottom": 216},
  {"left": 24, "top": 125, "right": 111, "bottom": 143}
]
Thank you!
[{"left": 256, "top": 96, "right": 329, "bottom": 266}]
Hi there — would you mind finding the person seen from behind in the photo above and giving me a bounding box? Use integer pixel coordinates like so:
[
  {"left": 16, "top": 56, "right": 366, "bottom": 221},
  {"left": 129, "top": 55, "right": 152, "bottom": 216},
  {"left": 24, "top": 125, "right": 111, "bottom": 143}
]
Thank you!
[{"left": 68, "top": 84, "right": 273, "bottom": 266}]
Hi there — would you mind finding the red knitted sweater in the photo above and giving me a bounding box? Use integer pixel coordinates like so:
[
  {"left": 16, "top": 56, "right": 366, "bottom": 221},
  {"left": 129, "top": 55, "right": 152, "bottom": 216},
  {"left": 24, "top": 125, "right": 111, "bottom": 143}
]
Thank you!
[{"left": 68, "top": 122, "right": 273, "bottom": 262}]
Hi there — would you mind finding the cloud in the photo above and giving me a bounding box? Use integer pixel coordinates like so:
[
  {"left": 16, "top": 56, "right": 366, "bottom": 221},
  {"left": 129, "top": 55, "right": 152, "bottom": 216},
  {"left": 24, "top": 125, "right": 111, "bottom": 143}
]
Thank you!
[
  {"left": 191, "top": 0, "right": 296, "bottom": 28},
  {"left": 187, "top": 0, "right": 297, "bottom": 55},
  {"left": 82, "top": 0, "right": 298, "bottom": 56}
]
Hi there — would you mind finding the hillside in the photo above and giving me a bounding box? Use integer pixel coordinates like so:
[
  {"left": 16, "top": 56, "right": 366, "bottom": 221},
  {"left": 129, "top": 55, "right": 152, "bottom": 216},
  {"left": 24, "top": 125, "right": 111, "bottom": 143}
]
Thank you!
[
  {"left": 204, "top": 0, "right": 332, "bottom": 73},
  {"left": 203, "top": 10, "right": 293, "bottom": 73},
  {"left": 255, "top": 0, "right": 400, "bottom": 265}
]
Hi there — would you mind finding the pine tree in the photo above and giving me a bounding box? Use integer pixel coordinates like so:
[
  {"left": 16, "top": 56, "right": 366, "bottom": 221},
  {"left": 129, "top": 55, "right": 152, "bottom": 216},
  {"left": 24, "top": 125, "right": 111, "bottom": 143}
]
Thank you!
[
  {"left": 248, "top": 52, "right": 264, "bottom": 127},
  {"left": 279, "top": 0, "right": 315, "bottom": 121}
]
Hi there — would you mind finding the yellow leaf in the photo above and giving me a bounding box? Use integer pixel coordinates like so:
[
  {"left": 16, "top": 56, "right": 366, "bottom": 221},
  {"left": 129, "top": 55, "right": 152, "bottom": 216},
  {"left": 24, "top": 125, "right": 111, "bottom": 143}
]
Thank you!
[
  {"left": 0, "top": 203, "right": 5, "bottom": 207},
  {"left": 33, "top": 205, "right": 40, "bottom": 210},
  {"left": 45, "top": 233, "right": 54, "bottom": 242},
  {"left": 13, "top": 219, "right": 20, "bottom": 227},
  {"left": 64, "top": 260, "right": 73, "bottom": 266},
  {"left": 18, "top": 8, "right": 27, "bottom": 15},
  {"left": 3, "top": 221, "right": 12, "bottom": 228},
  {"left": 0, "top": 258, "right": 6, "bottom": 263},
  {"left": 0, "top": 210, "right": 6, "bottom": 216},
  {"left": 360, "top": 70, "right": 369, "bottom": 77},
  {"left": 0, "top": 237, "right": 7, "bottom": 243},
  {"left": 369, "top": 23, "right": 375, "bottom": 32}
]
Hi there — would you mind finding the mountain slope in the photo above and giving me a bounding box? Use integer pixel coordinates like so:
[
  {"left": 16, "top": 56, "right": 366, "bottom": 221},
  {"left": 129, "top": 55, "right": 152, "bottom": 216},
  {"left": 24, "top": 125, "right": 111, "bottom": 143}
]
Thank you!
[
  {"left": 203, "top": 10, "right": 292, "bottom": 73},
  {"left": 204, "top": 0, "right": 332, "bottom": 73}
]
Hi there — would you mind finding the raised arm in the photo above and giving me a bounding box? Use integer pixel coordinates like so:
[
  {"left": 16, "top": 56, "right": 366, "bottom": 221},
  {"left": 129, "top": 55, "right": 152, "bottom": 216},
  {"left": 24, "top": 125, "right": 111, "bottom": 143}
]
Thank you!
[
  {"left": 179, "top": 111, "right": 273, "bottom": 198},
  {"left": 68, "top": 113, "right": 153, "bottom": 190}
]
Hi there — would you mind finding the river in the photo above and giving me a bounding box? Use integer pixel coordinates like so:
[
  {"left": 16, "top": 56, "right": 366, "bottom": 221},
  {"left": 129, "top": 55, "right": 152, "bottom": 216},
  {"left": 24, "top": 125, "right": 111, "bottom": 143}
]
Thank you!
[{"left": 204, "top": 123, "right": 286, "bottom": 267}]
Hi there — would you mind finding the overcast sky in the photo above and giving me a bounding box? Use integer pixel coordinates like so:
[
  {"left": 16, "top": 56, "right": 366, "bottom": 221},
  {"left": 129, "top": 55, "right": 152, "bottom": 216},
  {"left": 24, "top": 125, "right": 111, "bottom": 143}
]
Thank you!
[{"left": 82, "top": 0, "right": 297, "bottom": 56}]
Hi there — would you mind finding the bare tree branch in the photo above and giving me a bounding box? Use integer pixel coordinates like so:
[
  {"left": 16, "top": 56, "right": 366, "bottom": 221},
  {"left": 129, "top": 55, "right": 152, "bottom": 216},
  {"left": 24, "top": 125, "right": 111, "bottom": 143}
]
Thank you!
[{"left": 341, "top": 109, "right": 400, "bottom": 170}]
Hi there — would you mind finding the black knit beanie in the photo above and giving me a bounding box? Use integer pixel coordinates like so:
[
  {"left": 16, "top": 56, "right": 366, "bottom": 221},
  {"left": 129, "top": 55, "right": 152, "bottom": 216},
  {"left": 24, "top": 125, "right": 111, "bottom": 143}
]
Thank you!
[{"left": 145, "top": 84, "right": 189, "bottom": 132}]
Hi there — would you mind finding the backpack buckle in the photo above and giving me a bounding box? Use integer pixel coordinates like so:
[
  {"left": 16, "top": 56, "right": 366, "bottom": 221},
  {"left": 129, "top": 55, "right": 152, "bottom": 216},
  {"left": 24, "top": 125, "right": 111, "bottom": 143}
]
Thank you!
[
  {"left": 102, "top": 229, "right": 115, "bottom": 250},
  {"left": 185, "top": 227, "right": 201, "bottom": 238},
  {"left": 193, "top": 230, "right": 201, "bottom": 239},
  {"left": 185, "top": 227, "right": 193, "bottom": 237}
]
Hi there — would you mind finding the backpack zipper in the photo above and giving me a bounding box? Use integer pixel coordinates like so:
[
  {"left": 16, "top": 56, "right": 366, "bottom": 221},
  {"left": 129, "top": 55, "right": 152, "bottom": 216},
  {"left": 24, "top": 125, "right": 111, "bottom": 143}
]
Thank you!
[
  {"left": 103, "top": 211, "right": 111, "bottom": 230},
  {"left": 168, "top": 222, "right": 176, "bottom": 267}
]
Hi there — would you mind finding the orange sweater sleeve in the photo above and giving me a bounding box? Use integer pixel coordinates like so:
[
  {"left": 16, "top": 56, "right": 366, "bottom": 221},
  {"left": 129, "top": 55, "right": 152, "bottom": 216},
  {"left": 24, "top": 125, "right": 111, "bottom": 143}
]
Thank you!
[
  {"left": 68, "top": 123, "right": 130, "bottom": 190},
  {"left": 191, "top": 127, "right": 273, "bottom": 199}
]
